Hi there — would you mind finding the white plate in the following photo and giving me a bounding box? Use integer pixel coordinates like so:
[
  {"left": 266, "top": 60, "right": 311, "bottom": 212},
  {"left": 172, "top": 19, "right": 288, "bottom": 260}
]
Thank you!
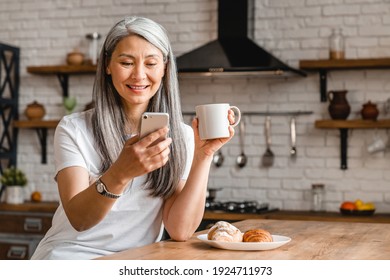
[{"left": 197, "top": 234, "right": 291, "bottom": 251}]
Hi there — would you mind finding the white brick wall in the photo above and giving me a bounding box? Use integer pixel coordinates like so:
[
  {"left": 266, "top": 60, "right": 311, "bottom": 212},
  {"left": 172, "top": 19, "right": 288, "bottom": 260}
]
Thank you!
[{"left": 1, "top": 0, "right": 390, "bottom": 212}]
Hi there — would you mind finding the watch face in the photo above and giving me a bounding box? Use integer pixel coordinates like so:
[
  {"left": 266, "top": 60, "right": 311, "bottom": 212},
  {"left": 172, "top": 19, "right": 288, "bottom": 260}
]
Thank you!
[{"left": 97, "top": 183, "right": 104, "bottom": 193}]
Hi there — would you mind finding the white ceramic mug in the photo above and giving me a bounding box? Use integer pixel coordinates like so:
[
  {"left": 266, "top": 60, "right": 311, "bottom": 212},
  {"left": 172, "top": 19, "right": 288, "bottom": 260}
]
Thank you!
[
  {"left": 195, "top": 103, "right": 241, "bottom": 140},
  {"left": 367, "top": 136, "right": 388, "bottom": 154}
]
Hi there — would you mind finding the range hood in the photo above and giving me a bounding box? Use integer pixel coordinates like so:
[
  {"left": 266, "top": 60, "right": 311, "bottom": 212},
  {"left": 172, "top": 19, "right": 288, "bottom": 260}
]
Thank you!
[{"left": 176, "top": 0, "right": 306, "bottom": 77}]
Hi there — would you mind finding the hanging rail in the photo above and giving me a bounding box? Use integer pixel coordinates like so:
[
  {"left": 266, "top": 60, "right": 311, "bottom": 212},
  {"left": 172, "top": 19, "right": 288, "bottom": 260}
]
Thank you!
[{"left": 183, "top": 110, "right": 313, "bottom": 116}]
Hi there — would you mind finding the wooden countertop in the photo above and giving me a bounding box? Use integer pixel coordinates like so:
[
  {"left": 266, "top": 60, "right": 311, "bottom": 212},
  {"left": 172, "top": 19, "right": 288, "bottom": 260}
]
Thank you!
[
  {"left": 204, "top": 210, "right": 390, "bottom": 223},
  {"left": 0, "top": 201, "right": 388, "bottom": 224},
  {"left": 98, "top": 219, "right": 390, "bottom": 260},
  {"left": 0, "top": 201, "right": 59, "bottom": 213}
]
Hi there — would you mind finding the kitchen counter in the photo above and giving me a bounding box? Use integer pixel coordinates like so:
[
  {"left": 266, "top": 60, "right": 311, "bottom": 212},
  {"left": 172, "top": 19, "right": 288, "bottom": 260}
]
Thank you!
[
  {"left": 1, "top": 202, "right": 388, "bottom": 223},
  {"left": 0, "top": 201, "right": 59, "bottom": 213},
  {"left": 0, "top": 201, "right": 58, "bottom": 259},
  {"left": 98, "top": 219, "right": 390, "bottom": 260},
  {"left": 204, "top": 210, "right": 390, "bottom": 223}
]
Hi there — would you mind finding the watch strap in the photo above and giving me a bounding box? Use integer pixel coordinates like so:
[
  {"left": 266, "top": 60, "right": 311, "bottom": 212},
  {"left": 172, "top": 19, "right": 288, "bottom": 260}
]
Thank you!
[{"left": 96, "top": 178, "right": 122, "bottom": 199}]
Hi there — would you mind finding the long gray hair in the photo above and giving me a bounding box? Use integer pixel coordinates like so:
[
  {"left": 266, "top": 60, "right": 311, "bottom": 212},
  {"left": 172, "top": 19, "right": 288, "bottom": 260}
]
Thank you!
[{"left": 91, "top": 16, "right": 186, "bottom": 199}]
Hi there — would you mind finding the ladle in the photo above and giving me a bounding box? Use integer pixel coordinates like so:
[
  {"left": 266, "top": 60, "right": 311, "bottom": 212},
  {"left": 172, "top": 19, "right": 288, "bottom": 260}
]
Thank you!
[
  {"left": 290, "top": 116, "right": 297, "bottom": 157},
  {"left": 236, "top": 119, "right": 247, "bottom": 168},
  {"left": 213, "top": 149, "right": 224, "bottom": 167}
]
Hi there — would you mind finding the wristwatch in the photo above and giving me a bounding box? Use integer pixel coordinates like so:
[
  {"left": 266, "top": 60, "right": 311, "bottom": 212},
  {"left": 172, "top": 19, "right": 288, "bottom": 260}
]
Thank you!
[{"left": 95, "top": 178, "right": 122, "bottom": 199}]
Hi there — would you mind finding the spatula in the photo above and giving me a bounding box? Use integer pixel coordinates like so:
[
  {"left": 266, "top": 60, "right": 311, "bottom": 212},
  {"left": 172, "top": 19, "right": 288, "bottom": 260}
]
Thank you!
[{"left": 262, "top": 116, "right": 274, "bottom": 167}]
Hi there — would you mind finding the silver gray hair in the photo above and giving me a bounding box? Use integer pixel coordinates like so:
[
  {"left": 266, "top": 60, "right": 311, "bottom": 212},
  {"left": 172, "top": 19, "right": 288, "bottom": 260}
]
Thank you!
[{"left": 91, "top": 16, "right": 186, "bottom": 198}]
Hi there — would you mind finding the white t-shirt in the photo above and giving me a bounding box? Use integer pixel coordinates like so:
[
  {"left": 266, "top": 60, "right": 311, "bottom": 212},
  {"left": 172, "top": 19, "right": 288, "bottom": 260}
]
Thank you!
[{"left": 31, "top": 110, "right": 194, "bottom": 260}]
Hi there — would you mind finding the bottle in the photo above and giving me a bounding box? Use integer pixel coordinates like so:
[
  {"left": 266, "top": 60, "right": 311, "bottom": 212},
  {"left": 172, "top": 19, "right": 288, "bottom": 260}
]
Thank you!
[
  {"left": 311, "top": 184, "right": 325, "bottom": 212},
  {"left": 329, "top": 28, "right": 345, "bottom": 60},
  {"left": 86, "top": 32, "right": 101, "bottom": 65}
]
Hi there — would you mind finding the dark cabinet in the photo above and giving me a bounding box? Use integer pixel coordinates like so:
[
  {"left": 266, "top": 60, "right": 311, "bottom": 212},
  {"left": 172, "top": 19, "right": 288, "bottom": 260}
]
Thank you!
[{"left": 0, "top": 202, "right": 57, "bottom": 259}]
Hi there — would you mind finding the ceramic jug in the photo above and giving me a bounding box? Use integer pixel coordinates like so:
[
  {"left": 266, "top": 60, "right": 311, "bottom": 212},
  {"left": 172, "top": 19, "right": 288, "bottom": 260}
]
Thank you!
[
  {"left": 328, "top": 90, "right": 350, "bottom": 120},
  {"left": 361, "top": 101, "right": 379, "bottom": 120},
  {"left": 25, "top": 101, "right": 45, "bottom": 120}
]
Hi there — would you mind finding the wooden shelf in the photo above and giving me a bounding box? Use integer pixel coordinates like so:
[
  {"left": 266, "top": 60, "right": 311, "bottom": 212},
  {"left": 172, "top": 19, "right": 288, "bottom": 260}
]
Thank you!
[
  {"left": 13, "top": 120, "right": 59, "bottom": 128},
  {"left": 300, "top": 58, "right": 390, "bottom": 70},
  {"left": 13, "top": 120, "right": 60, "bottom": 164},
  {"left": 315, "top": 119, "right": 390, "bottom": 170},
  {"left": 315, "top": 119, "right": 390, "bottom": 129},
  {"left": 24, "top": 64, "right": 96, "bottom": 163},
  {"left": 26, "top": 64, "right": 97, "bottom": 97},
  {"left": 27, "top": 64, "right": 97, "bottom": 75},
  {"left": 299, "top": 58, "right": 390, "bottom": 102}
]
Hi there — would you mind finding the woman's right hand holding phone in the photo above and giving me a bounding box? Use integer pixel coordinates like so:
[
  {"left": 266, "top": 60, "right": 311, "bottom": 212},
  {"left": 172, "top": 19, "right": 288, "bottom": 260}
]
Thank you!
[{"left": 107, "top": 127, "right": 172, "bottom": 185}]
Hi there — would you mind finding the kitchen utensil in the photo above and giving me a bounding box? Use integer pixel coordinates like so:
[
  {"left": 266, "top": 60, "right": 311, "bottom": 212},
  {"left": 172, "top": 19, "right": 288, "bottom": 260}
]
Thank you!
[
  {"left": 213, "top": 149, "right": 224, "bottom": 167},
  {"left": 261, "top": 116, "right": 274, "bottom": 167},
  {"left": 206, "top": 188, "right": 222, "bottom": 202},
  {"left": 236, "top": 119, "right": 247, "bottom": 168},
  {"left": 290, "top": 116, "right": 297, "bottom": 157}
]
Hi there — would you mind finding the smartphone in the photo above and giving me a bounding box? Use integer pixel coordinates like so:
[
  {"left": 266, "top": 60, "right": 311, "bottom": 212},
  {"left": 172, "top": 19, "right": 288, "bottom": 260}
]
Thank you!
[{"left": 139, "top": 112, "right": 169, "bottom": 139}]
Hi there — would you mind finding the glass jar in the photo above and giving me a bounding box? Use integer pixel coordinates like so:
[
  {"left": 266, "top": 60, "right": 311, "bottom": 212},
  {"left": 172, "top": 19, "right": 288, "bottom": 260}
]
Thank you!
[
  {"left": 311, "top": 184, "right": 325, "bottom": 212},
  {"left": 86, "top": 32, "right": 101, "bottom": 65},
  {"left": 329, "top": 28, "right": 345, "bottom": 60}
]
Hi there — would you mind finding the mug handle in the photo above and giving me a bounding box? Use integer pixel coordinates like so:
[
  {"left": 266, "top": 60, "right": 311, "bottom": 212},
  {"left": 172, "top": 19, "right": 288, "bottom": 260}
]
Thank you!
[{"left": 229, "top": 106, "right": 241, "bottom": 127}]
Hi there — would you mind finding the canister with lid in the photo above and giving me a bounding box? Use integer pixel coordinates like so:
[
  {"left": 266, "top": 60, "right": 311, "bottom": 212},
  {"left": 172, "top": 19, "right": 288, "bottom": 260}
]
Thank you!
[
  {"left": 329, "top": 28, "right": 345, "bottom": 60},
  {"left": 311, "top": 184, "right": 325, "bottom": 212}
]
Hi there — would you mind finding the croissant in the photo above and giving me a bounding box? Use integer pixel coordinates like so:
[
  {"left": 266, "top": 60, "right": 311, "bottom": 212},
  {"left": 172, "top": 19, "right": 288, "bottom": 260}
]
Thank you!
[
  {"left": 242, "top": 229, "right": 273, "bottom": 242},
  {"left": 207, "top": 221, "right": 243, "bottom": 242}
]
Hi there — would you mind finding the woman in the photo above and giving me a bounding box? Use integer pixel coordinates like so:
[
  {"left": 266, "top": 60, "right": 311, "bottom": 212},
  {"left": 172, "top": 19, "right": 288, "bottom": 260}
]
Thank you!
[{"left": 31, "top": 16, "right": 235, "bottom": 259}]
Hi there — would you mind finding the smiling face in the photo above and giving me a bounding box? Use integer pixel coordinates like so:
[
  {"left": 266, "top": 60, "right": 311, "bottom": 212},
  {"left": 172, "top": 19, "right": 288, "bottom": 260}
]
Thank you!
[{"left": 106, "top": 34, "right": 165, "bottom": 114}]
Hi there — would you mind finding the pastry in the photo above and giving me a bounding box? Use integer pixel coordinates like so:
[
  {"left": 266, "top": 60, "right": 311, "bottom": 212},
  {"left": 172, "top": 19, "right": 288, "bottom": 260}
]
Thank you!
[
  {"left": 242, "top": 229, "right": 273, "bottom": 242},
  {"left": 207, "top": 221, "right": 243, "bottom": 242}
]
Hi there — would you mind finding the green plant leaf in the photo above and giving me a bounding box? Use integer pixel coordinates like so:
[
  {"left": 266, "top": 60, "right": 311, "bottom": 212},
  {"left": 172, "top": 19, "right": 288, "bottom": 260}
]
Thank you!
[{"left": 0, "top": 166, "right": 28, "bottom": 187}]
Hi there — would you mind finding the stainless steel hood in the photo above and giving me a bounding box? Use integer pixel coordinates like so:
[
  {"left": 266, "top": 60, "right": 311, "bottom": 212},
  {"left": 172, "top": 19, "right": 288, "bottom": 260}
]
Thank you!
[{"left": 176, "top": 0, "right": 306, "bottom": 77}]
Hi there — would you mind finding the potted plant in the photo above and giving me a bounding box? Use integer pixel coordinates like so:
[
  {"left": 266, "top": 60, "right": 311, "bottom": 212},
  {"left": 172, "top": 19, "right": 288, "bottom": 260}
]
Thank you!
[{"left": 0, "top": 166, "right": 28, "bottom": 204}]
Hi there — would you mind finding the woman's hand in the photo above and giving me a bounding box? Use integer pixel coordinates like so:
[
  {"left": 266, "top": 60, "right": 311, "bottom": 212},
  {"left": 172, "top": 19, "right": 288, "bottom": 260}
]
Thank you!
[
  {"left": 191, "top": 109, "right": 236, "bottom": 159},
  {"left": 109, "top": 127, "right": 172, "bottom": 184}
]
